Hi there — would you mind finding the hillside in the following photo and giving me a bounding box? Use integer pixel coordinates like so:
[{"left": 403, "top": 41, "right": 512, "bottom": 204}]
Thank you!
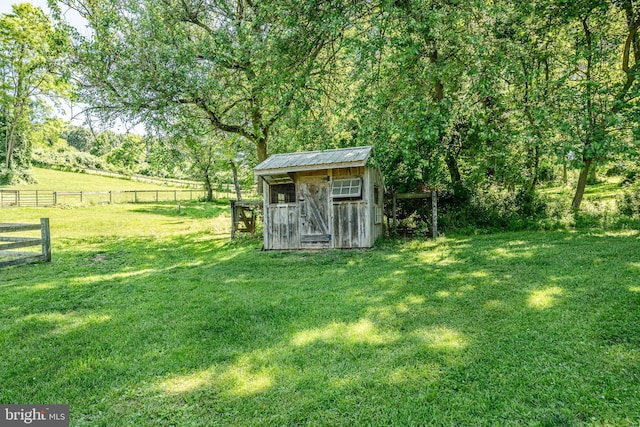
[{"left": 1, "top": 168, "right": 193, "bottom": 192}]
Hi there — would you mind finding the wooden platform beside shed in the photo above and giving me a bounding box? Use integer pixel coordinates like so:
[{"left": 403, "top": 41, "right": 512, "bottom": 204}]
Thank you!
[{"left": 230, "top": 200, "right": 262, "bottom": 239}]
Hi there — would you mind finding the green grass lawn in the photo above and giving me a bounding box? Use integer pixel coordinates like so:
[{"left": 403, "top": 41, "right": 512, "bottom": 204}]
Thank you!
[
  {"left": 2, "top": 168, "right": 190, "bottom": 191},
  {"left": 1, "top": 202, "right": 639, "bottom": 426}
]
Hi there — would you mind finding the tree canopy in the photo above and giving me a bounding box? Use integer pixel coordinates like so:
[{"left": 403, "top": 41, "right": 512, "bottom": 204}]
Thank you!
[
  {"left": 0, "top": 3, "right": 70, "bottom": 183},
  {"left": 2, "top": 0, "right": 640, "bottom": 213}
]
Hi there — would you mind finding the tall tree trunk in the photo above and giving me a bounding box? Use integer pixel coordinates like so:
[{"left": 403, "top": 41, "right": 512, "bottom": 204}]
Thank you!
[
  {"left": 526, "top": 140, "right": 540, "bottom": 194},
  {"left": 572, "top": 16, "right": 595, "bottom": 211},
  {"left": 588, "top": 162, "right": 597, "bottom": 183},
  {"left": 5, "top": 99, "right": 26, "bottom": 170},
  {"left": 446, "top": 152, "right": 462, "bottom": 184},
  {"left": 203, "top": 171, "right": 214, "bottom": 201},
  {"left": 256, "top": 137, "right": 267, "bottom": 163},
  {"left": 230, "top": 160, "right": 242, "bottom": 201},
  {"left": 572, "top": 158, "right": 592, "bottom": 210},
  {"left": 430, "top": 48, "right": 460, "bottom": 186}
]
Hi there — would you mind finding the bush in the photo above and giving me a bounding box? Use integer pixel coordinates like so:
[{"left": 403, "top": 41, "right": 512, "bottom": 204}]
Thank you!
[
  {"left": 617, "top": 182, "right": 640, "bottom": 217},
  {"left": 438, "top": 183, "right": 548, "bottom": 234},
  {"left": 606, "top": 161, "right": 640, "bottom": 184},
  {"left": 0, "top": 167, "right": 35, "bottom": 185},
  {"left": 32, "top": 148, "right": 110, "bottom": 172}
]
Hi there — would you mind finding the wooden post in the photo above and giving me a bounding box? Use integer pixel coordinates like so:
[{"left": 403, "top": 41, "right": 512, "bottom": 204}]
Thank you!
[
  {"left": 431, "top": 190, "right": 438, "bottom": 239},
  {"left": 392, "top": 193, "right": 397, "bottom": 230},
  {"left": 40, "top": 218, "right": 51, "bottom": 262},
  {"left": 230, "top": 200, "right": 236, "bottom": 240},
  {"left": 36, "top": 190, "right": 39, "bottom": 207},
  {"left": 109, "top": 191, "right": 112, "bottom": 204},
  {"left": 80, "top": 191, "right": 84, "bottom": 203}
]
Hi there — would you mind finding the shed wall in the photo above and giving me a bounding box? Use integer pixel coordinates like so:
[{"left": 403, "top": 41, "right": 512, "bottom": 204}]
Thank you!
[{"left": 261, "top": 165, "right": 383, "bottom": 250}]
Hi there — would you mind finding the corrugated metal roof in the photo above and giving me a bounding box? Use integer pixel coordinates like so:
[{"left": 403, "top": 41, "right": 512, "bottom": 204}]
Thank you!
[{"left": 254, "top": 146, "right": 372, "bottom": 174}]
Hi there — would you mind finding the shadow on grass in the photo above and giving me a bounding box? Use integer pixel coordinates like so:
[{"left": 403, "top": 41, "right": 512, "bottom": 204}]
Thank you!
[{"left": 1, "top": 230, "right": 640, "bottom": 425}]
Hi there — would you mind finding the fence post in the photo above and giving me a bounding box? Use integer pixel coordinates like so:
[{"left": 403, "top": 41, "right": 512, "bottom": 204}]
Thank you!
[
  {"left": 431, "top": 190, "right": 438, "bottom": 239},
  {"left": 80, "top": 191, "right": 84, "bottom": 203},
  {"left": 36, "top": 190, "right": 39, "bottom": 207},
  {"left": 109, "top": 191, "right": 112, "bottom": 204},
  {"left": 156, "top": 190, "right": 159, "bottom": 202},
  {"left": 392, "top": 193, "right": 397, "bottom": 230},
  {"left": 53, "top": 192, "right": 57, "bottom": 205},
  {"left": 40, "top": 218, "right": 51, "bottom": 262},
  {"left": 17, "top": 190, "right": 20, "bottom": 207}
]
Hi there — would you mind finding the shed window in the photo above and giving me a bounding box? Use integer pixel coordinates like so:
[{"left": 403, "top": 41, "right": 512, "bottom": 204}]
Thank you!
[
  {"left": 374, "top": 185, "right": 383, "bottom": 224},
  {"left": 332, "top": 177, "right": 362, "bottom": 198},
  {"left": 270, "top": 183, "right": 296, "bottom": 204}
]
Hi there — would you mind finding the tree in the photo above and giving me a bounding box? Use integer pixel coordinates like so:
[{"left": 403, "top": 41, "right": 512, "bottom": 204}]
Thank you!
[
  {"left": 0, "top": 3, "right": 70, "bottom": 182},
  {"left": 105, "top": 133, "right": 145, "bottom": 172},
  {"left": 62, "top": 125, "right": 94, "bottom": 151},
  {"left": 60, "top": 0, "right": 356, "bottom": 163}
]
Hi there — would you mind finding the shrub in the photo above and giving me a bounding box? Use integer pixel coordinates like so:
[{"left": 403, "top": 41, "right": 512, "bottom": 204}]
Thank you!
[
  {"left": 32, "top": 148, "right": 110, "bottom": 172},
  {"left": 0, "top": 167, "right": 35, "bottom": 185},
  {"left": 438, "top": 183, "right": 548, "bottom": 234},
  {"left": 617, "top": 182, "right": 640, "bottom": 217}
]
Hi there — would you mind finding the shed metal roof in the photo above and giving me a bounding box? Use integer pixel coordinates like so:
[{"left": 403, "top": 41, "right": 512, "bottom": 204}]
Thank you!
[{"left": 254, "top": 146, "right": 372, "bottom": 175}]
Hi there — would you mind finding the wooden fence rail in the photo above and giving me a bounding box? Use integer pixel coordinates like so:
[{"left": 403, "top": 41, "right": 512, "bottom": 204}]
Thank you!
[
  {"left": 0, "top": 188, "right": 257, "bottom": 207},
  {"left": 0, "top": 218, "right": 51, "bottom": 268}
]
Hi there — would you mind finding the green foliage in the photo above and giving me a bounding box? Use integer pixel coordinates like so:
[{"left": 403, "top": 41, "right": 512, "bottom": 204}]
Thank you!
[
  {"left": 35, "top": 0, "right": 640, "bottom": 217},
  {"left": 438, "top": 184, "right": 548, "bottom": 233},
  {"left": 105, "top": 134, "right": 145, "bottom": 172},
  {"left": 617, "top": 181, "right": 640, "bottom": 217},
  {"left": 31, "top": 147, "right": 109, "bottom": 172},
  {"left": 62, "top": 0, "right": 356, "bottom": 162},
  {"left": 62, "top": 126, "right": 94, "bottom": 151},
  {"left": 0, "top": 4, "right": 70, "bottom": 178}
]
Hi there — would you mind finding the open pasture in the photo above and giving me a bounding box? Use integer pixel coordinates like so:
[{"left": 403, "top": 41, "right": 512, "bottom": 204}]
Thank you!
[{"left": 1, "top": 202, "right": 639, "bottom": 426}]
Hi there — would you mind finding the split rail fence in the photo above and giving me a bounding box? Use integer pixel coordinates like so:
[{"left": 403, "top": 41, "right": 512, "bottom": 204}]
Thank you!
[{"left": 0, "top": 218, "right": 51, "bottom": 268}]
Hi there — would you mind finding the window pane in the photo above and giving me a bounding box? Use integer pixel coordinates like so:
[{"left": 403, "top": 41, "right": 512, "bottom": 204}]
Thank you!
[
  {"left": 332, "top": 178, "right": 362, "bottom": 198},
  {"left": 270, "top": 183, "right": 295, "bottom": 204}
]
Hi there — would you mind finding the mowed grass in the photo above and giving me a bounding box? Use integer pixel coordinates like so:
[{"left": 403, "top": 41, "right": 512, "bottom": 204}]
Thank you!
[
  {"left": 1, "top": 203, "right": 640, "bottom": 426},
  {"left": 3, "top": 167, "right": 190, "bottom": 191}
]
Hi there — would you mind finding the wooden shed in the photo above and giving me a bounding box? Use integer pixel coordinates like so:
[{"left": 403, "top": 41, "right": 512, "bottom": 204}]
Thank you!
[{"left": 254, "top": 146, "right": 384, "bottom": 250}]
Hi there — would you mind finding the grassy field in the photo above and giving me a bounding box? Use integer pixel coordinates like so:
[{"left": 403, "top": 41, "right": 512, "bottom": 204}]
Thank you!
[
  {"left": 2, "top": 168, "right": 193, "bottom": 192},
  {"left": 1, "top": 199, "right": 639, "bottom": 426}
]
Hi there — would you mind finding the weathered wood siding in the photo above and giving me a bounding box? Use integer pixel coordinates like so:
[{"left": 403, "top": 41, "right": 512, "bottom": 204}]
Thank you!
[
  {"left": 367, "top": 168, "right": 385, "bottom": 244},
  {"left": 332, "top": 201, "right": 368, "bottom": 248},
  {"left": 299, "top": 177, "right": 331, "bottom": 249},
  {"left": 264, "top": 205, "right": 299, "bottom": 250},
  {"left": 260, "top": 162, "right": 383, "bottom": 250}
]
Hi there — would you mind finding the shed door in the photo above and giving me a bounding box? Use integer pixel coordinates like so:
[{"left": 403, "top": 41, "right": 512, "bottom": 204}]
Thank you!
[{"left": 298, "top": 177, "right": 330, "bottom": 249}]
